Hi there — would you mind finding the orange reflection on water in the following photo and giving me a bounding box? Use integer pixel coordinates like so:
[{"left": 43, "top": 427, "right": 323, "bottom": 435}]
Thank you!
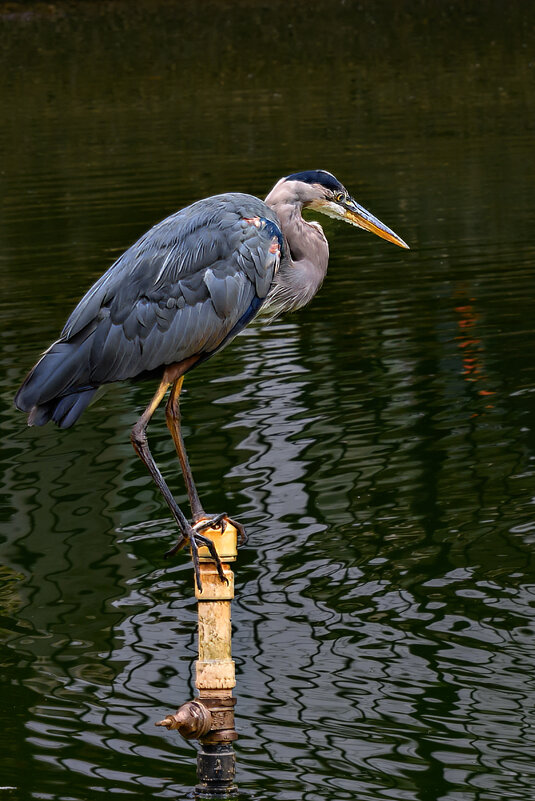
[{"left": 453, "top": 290, "right": 495, "bottom": 409}]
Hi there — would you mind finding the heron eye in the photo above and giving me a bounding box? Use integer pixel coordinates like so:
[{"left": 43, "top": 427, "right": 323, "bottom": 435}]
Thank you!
[{"left": 335, "top": 192, "right": 346, "bottom": 203}]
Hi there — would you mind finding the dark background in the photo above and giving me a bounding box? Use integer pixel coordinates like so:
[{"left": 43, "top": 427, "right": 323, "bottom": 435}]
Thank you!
[{"left": 1, "top": 2, "right": 535, "bottom": 799}]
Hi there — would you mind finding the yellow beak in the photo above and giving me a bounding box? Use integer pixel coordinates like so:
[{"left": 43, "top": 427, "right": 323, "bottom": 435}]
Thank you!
[{"left": 343, "top": 198, "right": 409, "bottom": 249}]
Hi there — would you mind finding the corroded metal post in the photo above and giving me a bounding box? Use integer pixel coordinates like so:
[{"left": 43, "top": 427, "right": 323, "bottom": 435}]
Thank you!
[{"left": 156, "top": 521, "right": 238, "bottom": 798}]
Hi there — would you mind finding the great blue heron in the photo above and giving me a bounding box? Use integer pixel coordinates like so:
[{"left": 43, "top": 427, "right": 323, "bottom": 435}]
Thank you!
[{"left": 15, "top": 170, "right": 408, "bottom": 588}]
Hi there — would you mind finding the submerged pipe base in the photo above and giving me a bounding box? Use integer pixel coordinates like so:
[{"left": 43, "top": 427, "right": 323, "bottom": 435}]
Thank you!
[{"left": 195, "top": 743, "right": 238, "bottom": 798}]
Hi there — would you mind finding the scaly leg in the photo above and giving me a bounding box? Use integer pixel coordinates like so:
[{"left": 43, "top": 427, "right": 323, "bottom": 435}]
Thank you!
[
  {"left": 165, "top": 376, "right": 246, "bottom": 544},
  {"left": 165, "top": 376, "right": 204, "bottom": 521},
  {"left": 130, "top": 378, "right": 225, "bottom": 590}
]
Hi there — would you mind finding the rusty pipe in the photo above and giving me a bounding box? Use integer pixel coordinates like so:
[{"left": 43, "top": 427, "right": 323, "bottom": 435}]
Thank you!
[
  {"left": 155, "top": 699, "right": 212, "bottom": 739},
  {"left": 155, "top": 519, "right": 239, "bottom": 797}
]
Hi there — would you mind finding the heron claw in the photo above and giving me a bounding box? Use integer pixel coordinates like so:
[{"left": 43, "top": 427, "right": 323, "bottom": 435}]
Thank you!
[
  {"left": 194, "top": 513, "right": 247, "bottom": 546},
  {"left": 163, "top": 524, "right": 227, "bottom": 591},
  {"left": 193, "top": 512, "right": 227, "bottom": 534},
  {"left": 164, "top": 534, "right": 187, "bottom": 559},
  {"left": 234, "top": 519, "right": 247, "bottom": 546},
  {"left": 164, "top": 513, "right": 246, "bottom": 591}
]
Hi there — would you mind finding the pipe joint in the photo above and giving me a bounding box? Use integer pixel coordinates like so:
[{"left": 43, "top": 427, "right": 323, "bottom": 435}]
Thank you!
[
  {"left": 198, "top": 696, "right": 237, "bottom": 744},
  {"left": 155, "top": 699, "right": 212, "bottom": 740}
]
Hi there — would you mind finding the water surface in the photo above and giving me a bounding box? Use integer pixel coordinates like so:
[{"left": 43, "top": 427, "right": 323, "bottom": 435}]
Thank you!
[{"left": 1, "top": 2, "right": 535, "bottom": 799}]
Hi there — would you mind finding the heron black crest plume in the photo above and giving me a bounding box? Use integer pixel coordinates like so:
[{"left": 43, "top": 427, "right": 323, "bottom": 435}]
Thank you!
[
  {"left": 15, "top": 171, "right": 409, "bottom": 589},
  {"left": 284, "top": 169, "right": 344, "bottom": 193}
]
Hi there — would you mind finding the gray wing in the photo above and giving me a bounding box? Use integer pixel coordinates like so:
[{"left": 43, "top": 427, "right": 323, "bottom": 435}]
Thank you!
[
  {"left": 16, "top": 194, "right": 283, "bottom": 416},
  {"left": 61, "top": 193, "right": 282, "bottom": 385}
]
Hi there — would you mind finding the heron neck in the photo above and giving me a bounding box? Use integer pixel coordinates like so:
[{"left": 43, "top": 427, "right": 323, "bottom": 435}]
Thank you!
[
  {"left": 264, "top": 193, "right": 329, "bottom": 315},
  {"left": 265, "top": 193, "right": 328, "bottom": 266}
]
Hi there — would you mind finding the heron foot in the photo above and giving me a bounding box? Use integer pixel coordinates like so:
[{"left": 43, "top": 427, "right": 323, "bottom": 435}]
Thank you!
[
  {"left": 164, "top": 524, "right": 227, "bottom": 591},
  {"left": 163, "top": 514, "right": 246, "bottom": 592},
  {"left": 194, "top": 512, "right": 247, "bottom": 546}
]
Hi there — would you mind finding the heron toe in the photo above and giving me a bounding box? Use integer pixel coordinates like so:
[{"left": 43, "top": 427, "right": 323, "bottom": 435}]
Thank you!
[
  {"left": 163, "top": 522, "right": 227, "bottom": 591},
  {"left": 194, "top": 513, "right": 247, "bottom": 546}
]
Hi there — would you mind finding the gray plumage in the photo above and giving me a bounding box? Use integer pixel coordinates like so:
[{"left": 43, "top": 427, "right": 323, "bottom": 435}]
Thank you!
[
  {"left": 15, "top": 194, "right": 281, "bottom": 426},
  {"left": 15, "top": 170, "right": 408, "bottom": 430},
  {"left": 14, "top": 169, "right": 409, "bottom": 589}
]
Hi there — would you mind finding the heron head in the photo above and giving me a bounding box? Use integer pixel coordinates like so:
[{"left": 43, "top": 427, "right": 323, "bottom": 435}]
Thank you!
[{"left": 283, "top": 169, "right": 409, "bottom": 249}]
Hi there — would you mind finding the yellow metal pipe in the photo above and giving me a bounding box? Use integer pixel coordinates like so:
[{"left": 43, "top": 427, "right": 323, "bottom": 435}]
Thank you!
[
  {"left": 156, "top": 520, "right": 239, "bottom": 797},
  {"left": 195, "top": 528, "right": 236, "bottom": 689}
]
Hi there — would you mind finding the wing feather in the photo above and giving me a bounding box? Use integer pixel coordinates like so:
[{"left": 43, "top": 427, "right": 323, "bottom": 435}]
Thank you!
[{"left": 16, "top": 194, "right": 283, "bottom": 413}]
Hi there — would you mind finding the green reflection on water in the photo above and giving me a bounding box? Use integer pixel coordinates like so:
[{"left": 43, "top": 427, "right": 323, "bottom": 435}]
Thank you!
[{"left": 2, "top": 2, "right": 535, "bottom": 800}]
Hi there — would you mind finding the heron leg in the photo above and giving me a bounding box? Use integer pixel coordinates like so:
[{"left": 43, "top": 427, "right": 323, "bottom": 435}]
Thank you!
[
  {"left": 130, "top": 378, "right": 225, "bottom": 589},
  {"left": 165, "top": 376, "right": 204, "bottom": 521},
  {"left": 165, "top": 377, "right": 247, "bottom": 545}
]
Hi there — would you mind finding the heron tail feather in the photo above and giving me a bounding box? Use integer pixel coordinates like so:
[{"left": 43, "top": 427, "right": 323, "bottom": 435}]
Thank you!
[
  {"left": 23, "top": 389, "right": 98, "bottom": 429},
  {"left": 14, "top": 336, "right": 97, "bottom": 428}
]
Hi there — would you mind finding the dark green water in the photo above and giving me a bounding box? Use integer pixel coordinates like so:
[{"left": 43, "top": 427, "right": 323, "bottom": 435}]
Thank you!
[{"left": 2, "top": 2, "right": 535, "bottom": 798}]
